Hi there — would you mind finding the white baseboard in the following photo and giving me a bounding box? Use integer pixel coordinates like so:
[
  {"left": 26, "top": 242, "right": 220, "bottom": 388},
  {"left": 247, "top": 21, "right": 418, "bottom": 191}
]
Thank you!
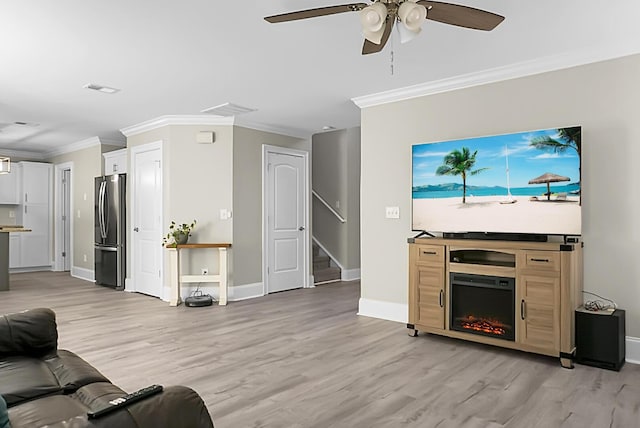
[
  {"left": 358, "top": 298, "right": 407, "bottom": 324},
  {"left": 229, "top": 282, "right": 265, "bottom": 300},
  {"left": 626, "top": 337, "right": 640, "bottom": 365},
  {"left": 342, "top": 268, "right": 361, "bottom": 281},
  {"left": 9, "top": 266, "right": 52, "bottom": 274},
  {"left": 71, "top": 266, "right": 94, "bottom": 282}
]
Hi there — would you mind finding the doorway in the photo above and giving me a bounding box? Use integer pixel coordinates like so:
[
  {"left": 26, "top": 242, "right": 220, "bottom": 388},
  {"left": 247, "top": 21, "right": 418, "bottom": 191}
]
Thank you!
[
  {"left": 263, "top": 145, "right": 310, "bottom": 294},
  {"left": 54, "top": 162, "right": 73, "bottom": 272},
  {"left": 131, "top": 141, "right": 163, "bottom": 298}
]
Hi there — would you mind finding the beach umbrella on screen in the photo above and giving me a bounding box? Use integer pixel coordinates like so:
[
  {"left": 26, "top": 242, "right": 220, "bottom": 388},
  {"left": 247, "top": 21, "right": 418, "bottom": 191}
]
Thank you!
[{"left": 528, "top": 172, "right": 570, "bottom": 200}]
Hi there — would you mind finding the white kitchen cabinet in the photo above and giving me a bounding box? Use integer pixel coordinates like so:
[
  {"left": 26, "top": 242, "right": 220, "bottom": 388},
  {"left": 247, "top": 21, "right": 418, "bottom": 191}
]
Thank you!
[
  {"left": 103, "top": 149, "right": 127, "bottom": 175},
  {"left": 9, "top": 234, "right": 20, "bottom": 268},
  {"left": 0, "top": 162, "right": 20, "bottom": 204},
  {"left": 21, "top": 162, "right": 51, "bottom": 204}
]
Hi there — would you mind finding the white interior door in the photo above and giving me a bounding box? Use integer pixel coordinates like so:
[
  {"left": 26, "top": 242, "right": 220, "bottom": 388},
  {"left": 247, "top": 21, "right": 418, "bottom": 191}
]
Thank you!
[
  {"left": 132, "top": 142, "right": 163, "bottom": 298},
  {"left": 265, "top": 147, "right": 308, "bottom": 293}
]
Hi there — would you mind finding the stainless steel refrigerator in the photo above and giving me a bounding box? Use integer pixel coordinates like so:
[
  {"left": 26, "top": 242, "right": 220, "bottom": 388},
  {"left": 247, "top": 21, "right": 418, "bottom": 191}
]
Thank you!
[{"left": 95, "top": 174, "right": 126, "bottom": 289}]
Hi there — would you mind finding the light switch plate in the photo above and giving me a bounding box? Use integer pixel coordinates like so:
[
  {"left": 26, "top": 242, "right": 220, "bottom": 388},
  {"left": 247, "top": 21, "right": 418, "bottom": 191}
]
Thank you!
[{"left": 385, "top": 206, "right": 400, "bottom": 219}]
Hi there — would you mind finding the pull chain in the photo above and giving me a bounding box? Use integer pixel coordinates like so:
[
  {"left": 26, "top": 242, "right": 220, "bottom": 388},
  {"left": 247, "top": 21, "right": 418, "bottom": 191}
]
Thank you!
[{"left": 390, "top": 47, "right": 394, "bottom": 76}]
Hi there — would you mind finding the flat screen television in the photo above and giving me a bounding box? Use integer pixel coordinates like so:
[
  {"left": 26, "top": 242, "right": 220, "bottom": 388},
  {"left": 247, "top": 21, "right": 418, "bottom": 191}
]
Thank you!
[{"left": 412, "top": 126, "right": 581, "bottom": 237}]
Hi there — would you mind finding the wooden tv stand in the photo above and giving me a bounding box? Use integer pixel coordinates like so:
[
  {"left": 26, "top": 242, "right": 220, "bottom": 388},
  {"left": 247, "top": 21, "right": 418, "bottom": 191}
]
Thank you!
[{"left": 407, "top": 237, "right": 583, "bottom": 368}]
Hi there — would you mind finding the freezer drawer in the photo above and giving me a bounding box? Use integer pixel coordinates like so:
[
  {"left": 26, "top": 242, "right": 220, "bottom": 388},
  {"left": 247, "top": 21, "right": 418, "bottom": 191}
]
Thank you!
[{"left": 95, "top": 246, "right": 124, "bottom": 289}]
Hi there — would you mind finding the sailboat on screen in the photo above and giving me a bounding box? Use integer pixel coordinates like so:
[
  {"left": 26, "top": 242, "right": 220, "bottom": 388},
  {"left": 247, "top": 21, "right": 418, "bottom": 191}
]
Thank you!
[{"left": 500, "top": 144, "right": 517, "bottom": 204}]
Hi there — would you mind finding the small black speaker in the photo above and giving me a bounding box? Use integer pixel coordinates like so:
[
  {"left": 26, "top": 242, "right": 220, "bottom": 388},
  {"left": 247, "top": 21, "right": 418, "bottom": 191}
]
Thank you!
[{"left": 575, "top": 308, "right": 625, "bottom": 371}]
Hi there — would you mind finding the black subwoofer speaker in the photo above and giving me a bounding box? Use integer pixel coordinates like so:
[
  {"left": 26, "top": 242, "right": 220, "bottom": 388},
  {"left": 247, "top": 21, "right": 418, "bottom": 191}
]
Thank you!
[{"left": 575, "top": 308, "right": 625, "bottom": 371}]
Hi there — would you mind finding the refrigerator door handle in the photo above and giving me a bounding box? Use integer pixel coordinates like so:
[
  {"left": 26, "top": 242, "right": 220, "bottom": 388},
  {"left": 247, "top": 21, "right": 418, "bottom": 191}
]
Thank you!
[
  {"left": 98, "top": 181, "right": 105, "bottom": 239},
  {"left": 95, "top": 245, "right": 118, "bottom": 252},
  {"left": 99, "top": 180, "right": 110, "bottom": 240}
]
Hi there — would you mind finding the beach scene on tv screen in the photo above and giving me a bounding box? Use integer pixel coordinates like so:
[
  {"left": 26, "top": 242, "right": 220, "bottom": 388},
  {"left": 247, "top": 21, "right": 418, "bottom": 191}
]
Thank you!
[{"left": 412, "top": 126, "right": 582, "bottom": 235}]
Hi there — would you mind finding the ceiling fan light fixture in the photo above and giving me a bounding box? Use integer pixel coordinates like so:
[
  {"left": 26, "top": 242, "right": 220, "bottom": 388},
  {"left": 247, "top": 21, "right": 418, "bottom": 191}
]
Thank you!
[
  {"left": 360, "top": 2, "right": 388, "bottom": 44},
  {"left": 398, "top": 0, "right": 427, "bottom": 40},
  {"left": 0, "top": 157, "right": 10, "bottom": 174},
  {"left": 397, "top": 21, "right": 421, "bottom": 44}
]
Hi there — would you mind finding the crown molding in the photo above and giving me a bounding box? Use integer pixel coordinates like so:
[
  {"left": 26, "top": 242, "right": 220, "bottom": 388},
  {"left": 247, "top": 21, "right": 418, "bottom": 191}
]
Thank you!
[
  {"left": 234, "top": 118, "right": 311, "bottom": 139},
  {"left": 352, "top": 43, "right": 640, "bottom": 108},
  {"left": 0, "top": 148, "right": 46, "bottom": 160},
  {"left": 120, "top": 115, "right": 235, "bottom": 137},
  {"left": 100, "top": 138, "right": 126, "bottom": 148},
  {"left": 44, "top": 136, "right": 103, "bottom": 158}
]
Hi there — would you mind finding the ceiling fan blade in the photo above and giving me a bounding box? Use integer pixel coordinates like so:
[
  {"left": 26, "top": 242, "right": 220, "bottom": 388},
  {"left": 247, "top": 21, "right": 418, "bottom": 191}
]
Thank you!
[
  {"left": 362, "top": 17, "right": 395, "bottom": 55},
  {"left": 418, "top": 1, "right": 504, "bottom": 31},
  {"left": 265, "top": 3, "right": 368, "bottom": 23}
]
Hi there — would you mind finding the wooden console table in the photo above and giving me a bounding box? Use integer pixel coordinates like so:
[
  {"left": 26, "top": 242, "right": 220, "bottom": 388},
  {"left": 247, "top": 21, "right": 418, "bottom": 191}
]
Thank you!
[{"left": 166, "top": 243, "right": 231, "bottom": 307}]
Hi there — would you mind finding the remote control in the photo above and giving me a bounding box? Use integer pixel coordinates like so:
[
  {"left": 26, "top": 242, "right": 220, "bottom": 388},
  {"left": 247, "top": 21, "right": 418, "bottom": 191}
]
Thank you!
[{"left": 87, "top": 385, "right": 163, "bottom": 419}]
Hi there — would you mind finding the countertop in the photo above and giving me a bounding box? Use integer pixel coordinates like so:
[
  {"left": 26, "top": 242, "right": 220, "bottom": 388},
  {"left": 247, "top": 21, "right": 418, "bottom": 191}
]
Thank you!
[{"left": 0, "top": 226, "right": 31, "bottom": 232}]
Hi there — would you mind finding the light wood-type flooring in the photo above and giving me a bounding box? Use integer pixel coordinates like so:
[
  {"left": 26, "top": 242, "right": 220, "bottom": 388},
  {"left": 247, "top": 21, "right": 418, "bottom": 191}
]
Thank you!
[{"left": 2, "top": 272, "right": 640, "bottom": 428}]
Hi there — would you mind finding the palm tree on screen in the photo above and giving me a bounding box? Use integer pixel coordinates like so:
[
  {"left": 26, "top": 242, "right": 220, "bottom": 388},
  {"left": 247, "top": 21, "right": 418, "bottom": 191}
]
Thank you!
[
  {"left": 530, "top": 126, "right": 582, "bottom": 204},
  {"left": 436, "top": 147, "right": 488, "bottom": 204},
  {"left": 530, "top": 126, "right": 581, "bottom": 157}
]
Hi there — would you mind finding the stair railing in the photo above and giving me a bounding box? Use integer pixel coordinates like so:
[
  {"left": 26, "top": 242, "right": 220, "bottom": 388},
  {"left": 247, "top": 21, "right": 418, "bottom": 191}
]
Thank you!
[{"left": 312, "top": 190, "right": 346, "bottom": 223}]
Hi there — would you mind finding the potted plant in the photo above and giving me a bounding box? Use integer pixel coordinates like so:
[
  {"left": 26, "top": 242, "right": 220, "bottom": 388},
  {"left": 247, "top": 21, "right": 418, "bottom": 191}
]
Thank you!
[{"left": 163, "top": 220, "right": 196, "bottom": 246}]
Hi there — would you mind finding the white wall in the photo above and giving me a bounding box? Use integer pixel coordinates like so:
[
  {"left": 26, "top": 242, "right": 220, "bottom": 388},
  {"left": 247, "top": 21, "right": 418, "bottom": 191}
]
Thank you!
[
  {"left": 47, "top": 145, "right": 102, "bottom": 271},
  {"left": 360, "top": 54, "right": 640, "bottom": 336}
]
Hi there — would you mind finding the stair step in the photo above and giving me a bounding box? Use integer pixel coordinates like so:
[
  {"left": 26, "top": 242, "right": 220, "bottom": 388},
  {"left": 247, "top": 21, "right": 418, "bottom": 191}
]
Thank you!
[{"left": 314, "top": 266, "right": 341, "bottom": 284}]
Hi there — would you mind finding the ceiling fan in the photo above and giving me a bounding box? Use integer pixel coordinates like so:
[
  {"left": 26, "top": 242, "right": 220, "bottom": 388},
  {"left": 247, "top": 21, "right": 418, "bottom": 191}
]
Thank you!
[{"left": 265, "top": 0, "right": 504, "bottom": 55}]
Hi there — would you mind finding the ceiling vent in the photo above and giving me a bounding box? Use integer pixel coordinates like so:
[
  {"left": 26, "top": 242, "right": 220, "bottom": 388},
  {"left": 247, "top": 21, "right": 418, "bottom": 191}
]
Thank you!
[
  {"left": 201, "top": 102, "right": 257, "bottom": 117},
  {"left": 83, "top": 83, "right": 120, "bottom": 94}
]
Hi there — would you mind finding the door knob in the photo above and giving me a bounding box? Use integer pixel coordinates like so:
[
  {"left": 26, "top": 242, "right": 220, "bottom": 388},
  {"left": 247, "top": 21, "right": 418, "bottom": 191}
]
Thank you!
[
  {"left": 134, "top": 227, "right": 139, "bottom": 232},
  {"left": 299, "top": 226, "right": 305, "bottom": 231}
]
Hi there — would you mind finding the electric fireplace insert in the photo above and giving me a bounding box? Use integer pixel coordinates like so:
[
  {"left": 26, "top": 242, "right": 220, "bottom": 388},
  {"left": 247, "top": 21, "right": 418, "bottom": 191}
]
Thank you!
[{"left": 449, "top": 273, "right": 515, "bottom": 341}]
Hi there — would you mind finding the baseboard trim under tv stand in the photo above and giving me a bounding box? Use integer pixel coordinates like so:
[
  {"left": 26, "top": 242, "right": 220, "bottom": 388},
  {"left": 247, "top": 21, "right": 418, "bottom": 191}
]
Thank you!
[{"left": 442, "top": 232, "right": 548, "bottom": 242}]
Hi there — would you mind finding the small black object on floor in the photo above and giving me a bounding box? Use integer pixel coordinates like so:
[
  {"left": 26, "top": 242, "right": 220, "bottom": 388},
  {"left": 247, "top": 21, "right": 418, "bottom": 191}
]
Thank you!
[{"left": 185, "top": 295, "right": 214, "bottom": 307}]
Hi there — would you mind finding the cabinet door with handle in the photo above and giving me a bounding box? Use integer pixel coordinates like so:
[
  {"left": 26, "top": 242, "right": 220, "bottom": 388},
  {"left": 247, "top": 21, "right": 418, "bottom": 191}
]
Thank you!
[
  {"left": 21, "top": 162, "right": 51, "bottom": 204},
  {"left": 409, "top": 244, "right": 446, "bottom": 330},
  {"left": 516, "top": 273, "right": 560, "bottom": 352}
]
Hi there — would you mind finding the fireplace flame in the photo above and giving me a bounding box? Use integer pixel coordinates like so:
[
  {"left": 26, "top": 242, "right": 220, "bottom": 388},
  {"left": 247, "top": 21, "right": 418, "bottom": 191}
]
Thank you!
[{"left": 460, "top": 315, "right": 507, "bottom": 336}]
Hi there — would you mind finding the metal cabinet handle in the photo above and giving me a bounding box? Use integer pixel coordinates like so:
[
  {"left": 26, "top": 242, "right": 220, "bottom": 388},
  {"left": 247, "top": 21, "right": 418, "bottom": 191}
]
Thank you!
[
  {"left": 439, "top": 289, "right": 444, "bottom": 308},
  {"left": 422, "top": 251, "right": 437, "bottom": 255},
  {"left": 299, "top": 226, "right": 305, "bottom": 231},
  {"left": 530, "top": 258, "right": 549, "bottom": 263},
  {"left": 521, "top": 300, "right": 526, "bottom": 320}
]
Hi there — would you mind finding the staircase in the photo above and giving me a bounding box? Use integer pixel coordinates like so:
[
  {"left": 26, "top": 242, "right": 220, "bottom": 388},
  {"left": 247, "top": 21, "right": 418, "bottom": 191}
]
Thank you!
[{"left": 313, "top": 243, "right": 341, "bottom": 284}]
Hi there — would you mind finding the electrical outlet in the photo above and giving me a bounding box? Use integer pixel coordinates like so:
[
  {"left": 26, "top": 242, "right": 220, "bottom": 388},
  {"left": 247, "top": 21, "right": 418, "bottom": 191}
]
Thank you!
[
  {"left": 83, "top": 254, "right": 87, "bottom": 262},
  {"left": 385, "top": 206, "right": 400, "bottom": 219},
  {"left": 201, "top": 268, "right": 208, "bottom": 275},
  {"left": 8, "top": 210, "right": 15, "bottom": 218}
]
